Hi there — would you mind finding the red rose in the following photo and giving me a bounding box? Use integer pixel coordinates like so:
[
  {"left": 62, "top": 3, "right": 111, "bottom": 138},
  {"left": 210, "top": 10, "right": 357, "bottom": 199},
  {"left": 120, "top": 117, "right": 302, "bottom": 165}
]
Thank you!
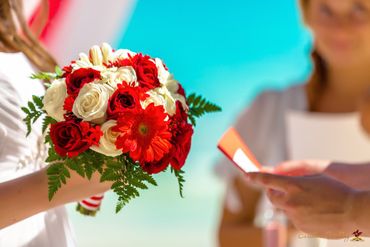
[
  {"left": 109, "top": 54, "right": 160, "bottom": 90},
  {"left": 169, "top": 102, "right": 193, "bottom": 170},
  {"left": 177, "top": 84, "right": 186, "bottom": 98},
  {"left": 170, "top": 122, "right": 193, "bottom": 170},
  {"left": 66, "top": 68, "right": 101, "bottom": 97},
  {"left": 50, "top": 119, "right": 102, "bottom": 158},
  {"left": 107, "top": 84, "right": 146, "bottom": 119},
  {"left": 132, "top": 54, "right": 160, "bottom": 89},
  {"left": 141, "top": 153, "right": 172, "bottom": 174}
]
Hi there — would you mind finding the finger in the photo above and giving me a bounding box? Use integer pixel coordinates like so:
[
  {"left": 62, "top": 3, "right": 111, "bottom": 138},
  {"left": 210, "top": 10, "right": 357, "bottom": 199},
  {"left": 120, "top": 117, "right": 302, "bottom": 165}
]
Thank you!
[
  {"left": 248, "top": 172, "right": 294, "bottom": 192},
  {"left": 261, "top": 166, "right": 274, "bottom": 173},
  {"left": 274, "top": 161, "right": 305, "bottom": 175},
  {"left": 275, "top": 161, "right": 319, "bottom": 176},
  {"left": 267, "top": 188, "right": 288, "bottom": 209}
]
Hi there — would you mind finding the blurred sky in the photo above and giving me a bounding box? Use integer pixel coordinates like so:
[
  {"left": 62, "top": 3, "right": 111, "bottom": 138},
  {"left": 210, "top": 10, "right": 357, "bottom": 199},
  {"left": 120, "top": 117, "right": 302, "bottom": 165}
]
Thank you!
[{"left": 67, "top": 0, "right": 313, "bottom": 246}]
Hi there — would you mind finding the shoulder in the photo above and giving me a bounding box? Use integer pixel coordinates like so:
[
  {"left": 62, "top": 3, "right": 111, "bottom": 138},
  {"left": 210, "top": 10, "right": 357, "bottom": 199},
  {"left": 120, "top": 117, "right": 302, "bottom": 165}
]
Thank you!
[
  {"left": 252, "top": 83, "right": 306, "bottom": 110},
  {"left": 235, "top": 83, "right": 306, "bottom": 126}
]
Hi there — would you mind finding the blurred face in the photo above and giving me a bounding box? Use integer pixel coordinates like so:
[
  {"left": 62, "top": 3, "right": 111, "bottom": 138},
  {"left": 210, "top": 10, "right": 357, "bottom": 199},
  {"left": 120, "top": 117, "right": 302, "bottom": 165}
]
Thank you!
[{"left": 306, "top": 0, "right": 370, "bottom": 67}]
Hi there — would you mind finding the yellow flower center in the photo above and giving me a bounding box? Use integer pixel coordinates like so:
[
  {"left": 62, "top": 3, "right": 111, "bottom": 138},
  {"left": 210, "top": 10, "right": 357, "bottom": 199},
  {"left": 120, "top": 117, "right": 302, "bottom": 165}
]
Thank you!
[{"left": 138, "top": 123, "right": 149, "bottom": 136}]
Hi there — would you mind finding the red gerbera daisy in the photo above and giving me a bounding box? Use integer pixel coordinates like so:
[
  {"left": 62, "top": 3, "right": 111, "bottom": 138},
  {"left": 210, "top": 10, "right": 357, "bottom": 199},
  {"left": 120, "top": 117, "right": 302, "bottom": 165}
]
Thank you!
[{"left": 113, "top": 103, "right": 172, "bottom": 164}]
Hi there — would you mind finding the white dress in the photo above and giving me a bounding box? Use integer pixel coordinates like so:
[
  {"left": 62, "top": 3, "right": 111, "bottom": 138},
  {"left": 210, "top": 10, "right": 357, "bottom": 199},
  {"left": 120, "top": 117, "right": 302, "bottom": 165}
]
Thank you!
[
  {"left": 216, "top": 83, "right": 370, "bottom": 247},
  {"left": 0, "top": 52, "right": 76, "bottom": 247}
]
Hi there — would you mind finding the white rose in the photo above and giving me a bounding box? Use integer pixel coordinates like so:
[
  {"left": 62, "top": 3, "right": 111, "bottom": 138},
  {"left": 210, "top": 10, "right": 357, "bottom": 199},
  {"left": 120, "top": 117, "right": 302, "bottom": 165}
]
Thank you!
[
  {"left": 141, "top": 87, "right": 187, "bottom": 116},
  {"left": 89, "top": 45, "right": 104, "bottom": 66},
  {"left": 90, "top": 120, "right": 122, "bottom": 157},
  {"left": 101, "top": 43, "right": 114, "bottom": 64},
  {"left": 141, "top": 89, "right": 166, "bottom": 110},
  {"left": 112, "top": 49, "right": 136, "bottom": 60},
  {"left": 155, "top": 58, "right": 180, "bottom": 93},
  {"left": 72, "top": 52, "right": 106, "bottom": 72},
  {"left": 43, "top": 78, "right": 67, "bottom": 122},
  {"left": 102, "top": 66, "right": 138, "bottom": 93},
  {"left": 72, "top": 82, "right": 110, "bottom": 124},
  {"left": 155, "top": 58, "right": 170, "bottom": 84}
]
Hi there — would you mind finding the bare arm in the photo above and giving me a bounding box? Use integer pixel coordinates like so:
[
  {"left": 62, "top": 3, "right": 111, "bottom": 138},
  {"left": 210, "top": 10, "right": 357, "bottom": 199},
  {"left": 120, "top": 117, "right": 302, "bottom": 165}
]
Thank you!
[{"left": 0, "top": 166, "right": 111, "bottom": 229}]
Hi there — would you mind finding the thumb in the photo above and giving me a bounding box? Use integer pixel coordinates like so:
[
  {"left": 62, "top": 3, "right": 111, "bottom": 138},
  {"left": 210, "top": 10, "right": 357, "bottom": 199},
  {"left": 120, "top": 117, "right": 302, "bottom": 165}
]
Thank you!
[{"left": 248, "top": 172, "right": 294, "bottom": 192}]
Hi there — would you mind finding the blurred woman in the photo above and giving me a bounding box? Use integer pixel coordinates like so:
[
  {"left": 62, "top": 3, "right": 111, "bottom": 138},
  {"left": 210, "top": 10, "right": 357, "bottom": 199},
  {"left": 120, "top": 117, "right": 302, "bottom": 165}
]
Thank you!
[
  {"left": 217, "top": 0, "right": 370, "bottom": 246},
  {"left": 0, "top": 0, "right": 111, "bottom": 246}
]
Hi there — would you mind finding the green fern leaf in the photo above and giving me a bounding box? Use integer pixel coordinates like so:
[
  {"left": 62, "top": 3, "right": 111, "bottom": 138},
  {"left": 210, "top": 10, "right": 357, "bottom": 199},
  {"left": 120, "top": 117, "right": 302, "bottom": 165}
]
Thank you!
[
  {"left": 172, "top": 167, "right": 186, "bottom": 198},
  {"left": 32, "top": 95, "right": 44, "bottom": 110},
  {"left": 55, "top": 66, "right": 63, "bottom": 77},
  {"left": 47, "top": 162, "right": 70, "bottom": 201},
  {"left": 186, "top": 93, "right": 222, "bottom": 126},
  {"left": 42, "top": 116, "right": 57, "bottom": 134}
]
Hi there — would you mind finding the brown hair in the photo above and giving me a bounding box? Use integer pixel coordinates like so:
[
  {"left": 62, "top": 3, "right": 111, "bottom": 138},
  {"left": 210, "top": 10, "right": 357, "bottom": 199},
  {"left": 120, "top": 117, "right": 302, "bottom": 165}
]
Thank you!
[
  {"left": 299, "top": 0, "right": 328, "bottom": 111},
  {"left": 0, "top": 0, "right": 57, "bottom": 72}
]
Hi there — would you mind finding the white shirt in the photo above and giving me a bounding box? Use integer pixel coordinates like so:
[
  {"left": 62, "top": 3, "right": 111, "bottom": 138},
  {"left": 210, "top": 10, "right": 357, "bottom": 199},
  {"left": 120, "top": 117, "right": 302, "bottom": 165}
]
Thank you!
[{"left": 0, "top": 52, "right": 75, "bottom": 247}]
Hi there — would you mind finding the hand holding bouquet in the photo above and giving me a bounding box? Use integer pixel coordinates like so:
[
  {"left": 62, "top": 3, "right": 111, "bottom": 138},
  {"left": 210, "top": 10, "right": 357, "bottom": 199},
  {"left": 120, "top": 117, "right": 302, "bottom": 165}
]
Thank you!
[{"left": 22, "top": 43, "right": 221, "bottom": 215}]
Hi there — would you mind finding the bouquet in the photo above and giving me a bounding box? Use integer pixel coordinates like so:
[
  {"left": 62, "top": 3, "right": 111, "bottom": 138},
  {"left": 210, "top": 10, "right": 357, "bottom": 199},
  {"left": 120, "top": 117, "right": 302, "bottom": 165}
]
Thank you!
[{"left": 22, "top": 43, "right": 221, "bottom": 215}]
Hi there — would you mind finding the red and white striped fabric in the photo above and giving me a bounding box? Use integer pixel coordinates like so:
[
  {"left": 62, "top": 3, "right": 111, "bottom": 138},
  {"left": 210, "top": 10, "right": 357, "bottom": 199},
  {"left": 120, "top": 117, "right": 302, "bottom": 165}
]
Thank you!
[{"left": 79, "top": 193, "right": 105, "bottom": 211}]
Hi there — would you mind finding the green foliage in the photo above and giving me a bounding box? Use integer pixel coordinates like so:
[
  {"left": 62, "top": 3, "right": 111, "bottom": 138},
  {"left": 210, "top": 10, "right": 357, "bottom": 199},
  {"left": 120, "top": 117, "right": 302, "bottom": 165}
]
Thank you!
[
  {"left": 30, "top": 66, "right": 62, "bottom": 83},
  {"left": 171, "top": 167, "right": 185, "bottom": 198},
  {"left": 47, "top": 149, "right": 105, "bottom": 201},
  {"left": 186, "top": 93, "right": 222, "bottom": 126},
  {"left": 45, "top": 148, "right": 159, "bottom": 214},
  {"left": 30, "top": 72, "right": 57, "bottom": 81},
  {"left": 45, "top": 140, "right": 66, "bottom": 200},
  {"left": 21, "top": 95, "right": 44, "bottom": 136},
  {"left": 55, "top": 66, "right": 63, "bottom": 77},
  {"left": 47, "top": 161, "right": 69, "bottom": 201},
  {"left": 65, "top": 150, "right": 105, "bottom": 179},
  {"left": 45, "top": 144, "right": 62, "bottom": 163},
  {"left": 100, "top": 155, "right": 158, "bottom": 213},
  {"left": 42, "top": 116, "right": 57, "bottom": 134},
  {"left": 76, "top": 203, "right": 99, "bottom": 216},
  {"left": 43, "top": 140, "right": 160, "bottom": 214}
]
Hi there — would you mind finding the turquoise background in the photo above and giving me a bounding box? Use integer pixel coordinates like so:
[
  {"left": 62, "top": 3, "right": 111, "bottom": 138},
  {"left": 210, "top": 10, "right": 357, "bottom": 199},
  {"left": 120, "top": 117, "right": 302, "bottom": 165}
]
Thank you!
[{"left": 67, "top": 0, "right": 312, "bottom": 246}]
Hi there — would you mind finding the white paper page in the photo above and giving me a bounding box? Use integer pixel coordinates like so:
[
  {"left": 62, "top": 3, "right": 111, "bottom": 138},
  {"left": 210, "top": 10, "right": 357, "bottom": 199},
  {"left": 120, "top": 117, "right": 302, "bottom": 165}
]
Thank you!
[{"left": 286, "top": 111, "right": 370, "bottom": 162}]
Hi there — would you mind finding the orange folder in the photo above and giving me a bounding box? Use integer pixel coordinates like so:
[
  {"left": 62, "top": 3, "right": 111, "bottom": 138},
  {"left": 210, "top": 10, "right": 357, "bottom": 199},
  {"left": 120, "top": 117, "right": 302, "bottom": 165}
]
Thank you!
[{"left": 218, "top": 128, "right": 262, "bottom": 174}]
